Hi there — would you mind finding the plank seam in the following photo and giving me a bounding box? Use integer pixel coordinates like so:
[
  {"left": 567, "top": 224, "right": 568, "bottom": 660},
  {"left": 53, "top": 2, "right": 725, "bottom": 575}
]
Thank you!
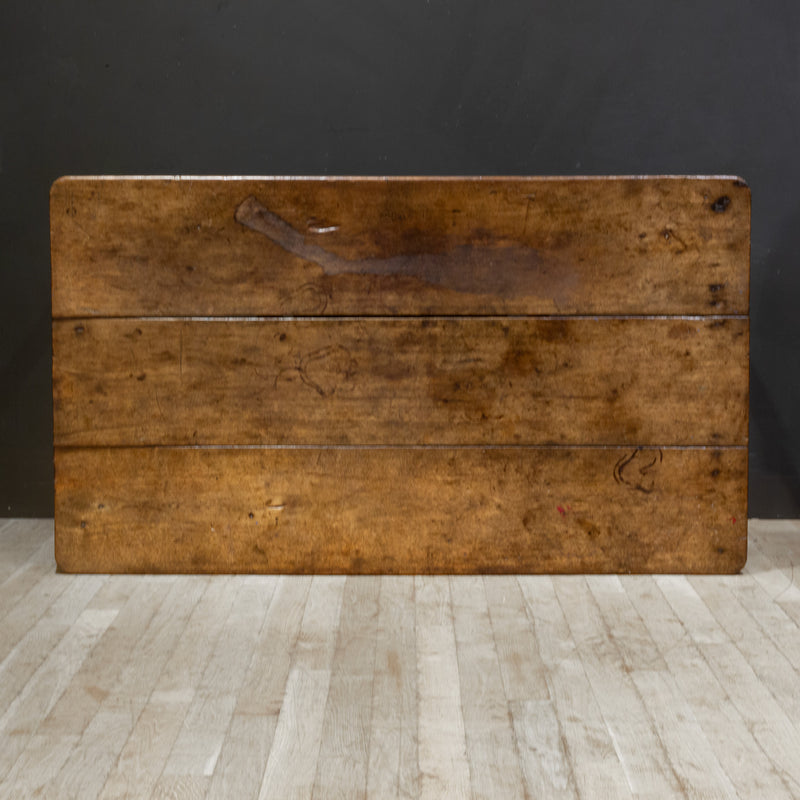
[
  {"left": 53, "top": 314, "right": 750, "bottom": 322},
  {"left": 53, "top": 444, "right": 750, "bottom": 452}
]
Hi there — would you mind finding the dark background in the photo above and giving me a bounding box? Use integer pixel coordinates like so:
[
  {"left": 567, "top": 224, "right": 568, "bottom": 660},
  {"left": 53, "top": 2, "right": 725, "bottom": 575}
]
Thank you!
[{"left": 1, "top": 0, "right": 798, "bottom": 517}]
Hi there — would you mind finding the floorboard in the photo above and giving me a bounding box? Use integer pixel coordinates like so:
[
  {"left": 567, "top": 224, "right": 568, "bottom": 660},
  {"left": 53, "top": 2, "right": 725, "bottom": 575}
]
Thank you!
[{"left": 0, "top": 518, "right": 798, "bottom": 799}]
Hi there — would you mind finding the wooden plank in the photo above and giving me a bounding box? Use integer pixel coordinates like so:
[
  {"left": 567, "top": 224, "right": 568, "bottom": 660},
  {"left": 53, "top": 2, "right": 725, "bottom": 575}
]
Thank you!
[
  {"left": 586, "top": 576, "right": 737, "bottom": 798},
  {"left": 714, "top": 567, "right": 800, "bottom": 674},
  {"left": 256, "top": 667, "right": 330, "bottom": 800},
  {"left": 160, "top": 577, "right": 268, "bottom": 780},
  {"left": 0, "top": 576, "right": 106, "bottom": 744},
  {"left": 218, "top": 578, "right": 338, "bottom": 799},
  {"left": 415, "top": 576, "right": 471, "bottom": 800},
  {"left": 743, "top": 540, "right": 800, "bottom": 605},
  {"left": 688, "top": 574, "right": 800, "bottom": 725},
  {"left": 39, "top": 578, "right": 174, "bottom": 735},
  {"left": 45, "top": 710, "right": 135, "bottom": 799},
  {"left": 655, "top": 575, "right": 800, "bottom": 789},
  {"left": 623, "top": 575, "right": 797, "bottom": 798},
  {"left": 0, "top": 536, "right": 51, "bottom": 592},
  {"left": 50, "top": 176, "right": 750, "bottom": 317},
  {"left": 233, "top": 576, "right": 312, "bottom": 715},
  {"left": 0, "top": 605, "right": 117, "bottom": 784},
  {"left": 312, "top": 577, "right": 379, "bottom": 800},
  {"left": 149, "top": 578, "right": 234, "bottom": 705},
  {"left": 206, "top": 714, "right": 276, "bottom": 800},
  {"left": 160, "top": 692, "right": 237, "bottom": 779},
  {"left": 102, "top": 577, "right": 206, "bottom": 720},
  {"left": 151, "top": 775, "right": 209, "bottom": 799},
  {"left": 483, "top": 576, "right": 550, "bottom": 701},
  {"left": 97, "top": 700, "right": 193, "bottom": 800},
  {"left": 0, "top": 550, "right": 72, "bottom": 665},
  {"left": 554, "top": 577, "right": 685, "bottom": 797},
  {"left": 257, "top": 578, "right": 344, "bottom": 800},
  {"left": 749, "top": 520, "right": 800, "bottom": 592},
  {"left": 450, "top": 576, "right": 526, "bottom": 800},
  {"left": 95, "top": 579, "right": 232, "bottom": 798},
  {"left": 365, "top": 576, "right": 418, "bottom": 800},
  {"left": 52, "top": 316, "right": 748, "bottom": 447},
  {"left": 0, "top": 519, "right": 53, "bottom": 586},
  {"left": 0, "top": 732, "right": 81, "bottom": 799},
  {"left": 510, "top": 700, "right": 579, "bottom": 800},
  {"left": 517, "top": 576, "right": 627, "bottom": 798},
  {"left": 53, "top": 445, "right": 747, "bottom": 574}
]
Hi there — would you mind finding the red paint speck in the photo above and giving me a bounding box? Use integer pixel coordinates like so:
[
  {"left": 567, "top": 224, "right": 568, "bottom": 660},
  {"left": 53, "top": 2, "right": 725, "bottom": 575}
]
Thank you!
[
  {"left": 731, "top": 516, "right": 737, "bottom": 524},
  {"left": 557, "top": 505, "right": 567, "bottom": 516}
]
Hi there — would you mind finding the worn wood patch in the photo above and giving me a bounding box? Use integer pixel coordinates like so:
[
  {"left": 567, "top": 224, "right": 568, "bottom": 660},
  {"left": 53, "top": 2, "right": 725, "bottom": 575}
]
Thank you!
[
  {"left": 53, "top": 317, "right": 748, "bottom": 447},
  {"left": 53, "top": 446, "right": 747, "bottom": 574},
  {"left": 50, "top": 176, "right": 750, "bottom": 317}
]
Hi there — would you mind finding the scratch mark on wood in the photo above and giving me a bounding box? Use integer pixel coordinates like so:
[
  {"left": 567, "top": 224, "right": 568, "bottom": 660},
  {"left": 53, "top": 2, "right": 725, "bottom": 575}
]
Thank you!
[
  {"left": 306, "top": 218, "right": 340, "bottom": 234},
  {"left": 292, "top": 282, "right": 329, "bottom": 313},
  {"left": 613, "top": 448, "right": 663, "bottom": 494},
  {"left": 274, "top": 344, "right": 357, "bottom": 397},
  {"left": 153, "top": 390, "right": 165, "bottom": 420},
  {"left": 523, "top": 194, "right": 536, "bottom": 235},
  {"left": 662, "top": 228, "right": 689, "bottom": 254}
]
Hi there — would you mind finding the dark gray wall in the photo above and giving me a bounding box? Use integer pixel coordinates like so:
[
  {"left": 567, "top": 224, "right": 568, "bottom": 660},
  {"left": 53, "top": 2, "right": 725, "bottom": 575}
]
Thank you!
[{"left": 1, "top": 0, "right": 798, "bottom": 517}]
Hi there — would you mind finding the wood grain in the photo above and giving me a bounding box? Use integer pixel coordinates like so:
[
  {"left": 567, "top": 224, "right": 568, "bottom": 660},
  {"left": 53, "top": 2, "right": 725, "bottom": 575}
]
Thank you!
[
  {"left": 257, "top": 667, "right": 330, "bottom": 800},
  {"left": 483, "top": 576, "right": 550, "bottom": 701},
  {"left": 6, "top": 520, "right": 800, "bottom": 797},
  {"left": 96, "top": 579, "right": 219, "bottom": 798},
  {"left": 366, "top": 576, "right": 418, "bottom": 800},
  {"left": 255, "top": 576, "right": 341, "bottom": 800},
  {"left": 513, "top": 575, "right": 633, "bottom": 798},
  {"left": 450, "top": 576, "right": 526, "bottom": 800},
  {"left": 53, "top": 446, "right": 747, "bottom": 574},
  {"left": 50, "top": 176, "right": 750, "bottom": 317},
  {"left": 586, "top": 576, "right": 738, "bottom": 798},
  {"left": 53, "top": 316, "right": 748, "bottom": 447},
  {"left": 415, "top": 576, "right": 471, "bottom": 800},
  {"left": 312, "top": 576, "right": 379, "bottom": 799},
  {"left": 689, "top": 573, "right": 800, "bottom": 722},
  {"left": 554, "top": 577, "right": 685, "bottom": 796},
  {"left": 233, "top": 577, "right": 312, "bottom": 716},
  {"left": 655, "top": 575, "right": 800, "bottom": 789},
  {"left": 38, "top": 578, "right": 172, "bottom": 736},
  {"left": 50, "top": 175, "right": 750, "bottom": 574},
  {"left": 623, "top": 574, "right": 797, "bottom": 798},
  {"left": 0, "top": 599, "right": 116, "bottom": 782}
]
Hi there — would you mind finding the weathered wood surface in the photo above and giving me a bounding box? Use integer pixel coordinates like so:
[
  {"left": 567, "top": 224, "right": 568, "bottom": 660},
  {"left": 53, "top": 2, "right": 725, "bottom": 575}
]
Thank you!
[
  {"left": 53, "top": 446, "right": 748, "bottom": 574},
  {"left": 52, "top": 316, "right": 748, "bottom": 447},
  {"left": 50, "top": 176, "right": 750, "bottom": 317},
  {"left": 7, "top": 521, "right": 800, "bottom": 797},
  {"left": 50, "top": 175, "right": 750, "bottom": 574}
]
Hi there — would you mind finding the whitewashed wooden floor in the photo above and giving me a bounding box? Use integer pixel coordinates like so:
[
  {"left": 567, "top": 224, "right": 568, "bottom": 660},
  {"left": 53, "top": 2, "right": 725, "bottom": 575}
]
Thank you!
[{"left": 1, "top": 519, "right": 799, "bottom": 799}]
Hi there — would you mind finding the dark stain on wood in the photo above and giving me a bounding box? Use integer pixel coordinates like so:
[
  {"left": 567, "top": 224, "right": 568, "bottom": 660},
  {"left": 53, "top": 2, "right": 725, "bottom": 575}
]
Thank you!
[
  {"left": 711, "top": 195, "right": 731, "bottom": 213},
  {"left": 234, "top": 195, "right": 579, "bottom": 304}
]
